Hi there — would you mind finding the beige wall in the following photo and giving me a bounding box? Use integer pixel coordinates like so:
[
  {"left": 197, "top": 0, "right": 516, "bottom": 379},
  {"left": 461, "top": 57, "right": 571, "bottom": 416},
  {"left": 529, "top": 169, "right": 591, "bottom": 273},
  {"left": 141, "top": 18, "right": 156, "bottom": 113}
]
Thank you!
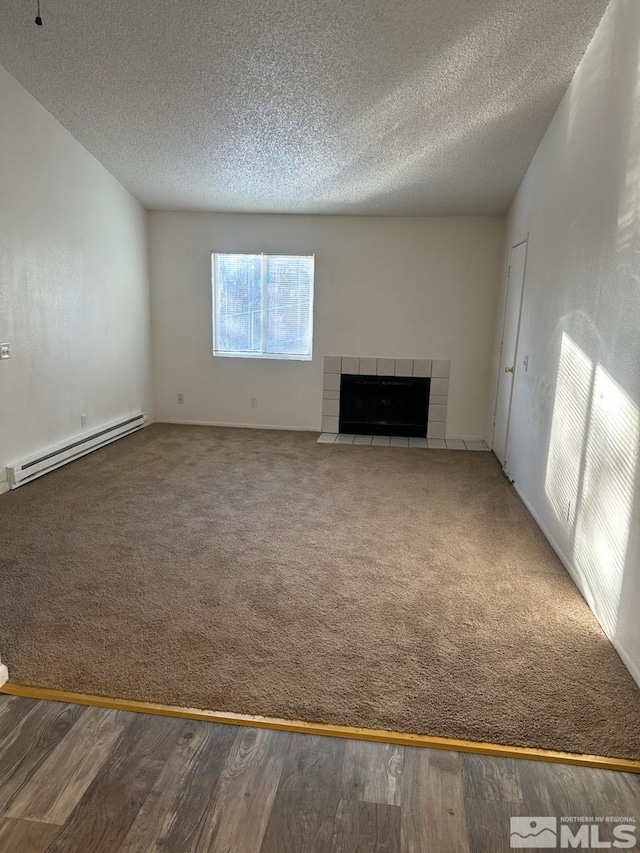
[
  {"left": 149, "top": 212, "right": 504, "bottom": 439},
  {"left": 493, "top": 0, "right": 640, "bottom": 683},
  {"left": 0, "top": 64, "right": 152, "bottom": 492}
]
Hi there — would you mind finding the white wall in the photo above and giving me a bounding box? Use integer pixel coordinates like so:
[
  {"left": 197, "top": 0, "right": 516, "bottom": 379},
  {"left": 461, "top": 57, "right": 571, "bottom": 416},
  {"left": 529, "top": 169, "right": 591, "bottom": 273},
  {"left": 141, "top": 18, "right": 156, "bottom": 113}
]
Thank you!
[
  {"left": 494, "top": 0, "right": 640, "bottom": 683},
  {"left": 0, "top": 64, "right": 152, "bottom": 491},
  {"left": 149, "top": 212, "right": 504, "bottom": 439}
]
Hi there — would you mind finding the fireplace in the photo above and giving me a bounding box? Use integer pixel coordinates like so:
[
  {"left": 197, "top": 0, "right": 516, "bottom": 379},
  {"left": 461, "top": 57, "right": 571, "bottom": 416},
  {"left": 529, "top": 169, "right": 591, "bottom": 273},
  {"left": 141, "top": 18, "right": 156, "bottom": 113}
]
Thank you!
[
  {"left": 339, "top": 374, "right": 430, "bottom": 437},
  {"left": 322, "top": 356, "right": 450, "bottom": 440}
]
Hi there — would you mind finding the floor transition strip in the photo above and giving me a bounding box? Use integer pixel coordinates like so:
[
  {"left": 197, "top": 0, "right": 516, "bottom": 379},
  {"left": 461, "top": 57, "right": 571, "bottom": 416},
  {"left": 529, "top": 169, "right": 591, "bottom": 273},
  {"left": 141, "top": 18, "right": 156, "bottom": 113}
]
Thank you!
[{"left": 2, "top": 682, "right": 639, "bottom": 774}]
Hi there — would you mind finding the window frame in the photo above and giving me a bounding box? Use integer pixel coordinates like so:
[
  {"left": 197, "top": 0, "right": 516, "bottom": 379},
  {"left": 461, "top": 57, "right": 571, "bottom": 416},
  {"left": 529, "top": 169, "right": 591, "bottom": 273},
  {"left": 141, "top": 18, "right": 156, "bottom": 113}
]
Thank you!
[{"left": 211, "top": 251, "right": 315, "bottom": 361}]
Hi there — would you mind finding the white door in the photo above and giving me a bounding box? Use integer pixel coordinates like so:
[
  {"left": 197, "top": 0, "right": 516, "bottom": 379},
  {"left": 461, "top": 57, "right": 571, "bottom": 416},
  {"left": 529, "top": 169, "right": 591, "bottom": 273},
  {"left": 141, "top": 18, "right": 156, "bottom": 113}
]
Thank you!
[{"left": 492, "top": 239, "right": 528, "bottom": 469}]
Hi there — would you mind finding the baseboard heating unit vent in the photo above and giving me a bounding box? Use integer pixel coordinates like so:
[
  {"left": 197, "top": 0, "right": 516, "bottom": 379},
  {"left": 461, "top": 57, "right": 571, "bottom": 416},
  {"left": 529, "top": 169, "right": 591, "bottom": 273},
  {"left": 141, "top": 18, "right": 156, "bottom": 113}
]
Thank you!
[{"left": 6, "top": 413, "right": 147, "bottom": 489}]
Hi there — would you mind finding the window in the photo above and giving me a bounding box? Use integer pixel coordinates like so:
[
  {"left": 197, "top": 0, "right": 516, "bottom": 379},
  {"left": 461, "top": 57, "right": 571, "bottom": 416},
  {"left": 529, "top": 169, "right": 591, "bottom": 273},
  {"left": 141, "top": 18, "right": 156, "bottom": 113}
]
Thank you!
[{"left": 212, "top": 253, "right": 314, "bottom": 360}]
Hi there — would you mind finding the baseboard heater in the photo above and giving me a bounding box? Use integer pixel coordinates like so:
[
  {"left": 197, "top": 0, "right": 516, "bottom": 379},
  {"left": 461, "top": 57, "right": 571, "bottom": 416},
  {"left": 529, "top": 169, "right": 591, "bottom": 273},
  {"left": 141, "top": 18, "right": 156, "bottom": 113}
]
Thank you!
[{"left": 5, "top": 413, "right": 147, "bottom": 489}]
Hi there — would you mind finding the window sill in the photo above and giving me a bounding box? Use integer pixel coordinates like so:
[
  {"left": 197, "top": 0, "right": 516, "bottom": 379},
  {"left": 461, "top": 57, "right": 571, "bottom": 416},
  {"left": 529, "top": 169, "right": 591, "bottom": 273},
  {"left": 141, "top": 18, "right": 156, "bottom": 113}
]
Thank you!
[{"left": 213, "top": 351, "right": 312, "bottom": 362}]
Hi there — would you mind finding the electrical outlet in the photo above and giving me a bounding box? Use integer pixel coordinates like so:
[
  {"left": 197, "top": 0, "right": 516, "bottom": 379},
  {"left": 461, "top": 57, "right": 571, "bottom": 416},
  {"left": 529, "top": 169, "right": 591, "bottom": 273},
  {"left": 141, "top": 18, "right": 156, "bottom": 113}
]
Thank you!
[
  {"left": 250, "top": 397, "right": 257, "bottom": 408},
  {"left": 177, "top": 393, "right": 185, "bottom": 405},
  {"left": 81, "top": 414, "right": 87, "bottom": 427},
  {"left": 0, "top": 342, "right": 10, "bottom": 359}
]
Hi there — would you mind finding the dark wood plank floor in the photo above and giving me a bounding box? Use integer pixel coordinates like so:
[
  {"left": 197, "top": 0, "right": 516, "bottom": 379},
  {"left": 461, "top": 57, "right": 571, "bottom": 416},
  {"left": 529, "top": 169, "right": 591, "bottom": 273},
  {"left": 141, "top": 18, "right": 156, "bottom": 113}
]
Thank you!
[{"left": 0, "top": 694, "right": 638, "bottom": 852}]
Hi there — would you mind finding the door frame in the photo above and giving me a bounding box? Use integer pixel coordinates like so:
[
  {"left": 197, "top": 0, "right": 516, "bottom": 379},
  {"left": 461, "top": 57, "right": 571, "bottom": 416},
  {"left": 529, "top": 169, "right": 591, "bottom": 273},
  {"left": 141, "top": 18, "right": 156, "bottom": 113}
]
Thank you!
[{"left": 491, "top": 234, "right": 530, "bottom": 474}]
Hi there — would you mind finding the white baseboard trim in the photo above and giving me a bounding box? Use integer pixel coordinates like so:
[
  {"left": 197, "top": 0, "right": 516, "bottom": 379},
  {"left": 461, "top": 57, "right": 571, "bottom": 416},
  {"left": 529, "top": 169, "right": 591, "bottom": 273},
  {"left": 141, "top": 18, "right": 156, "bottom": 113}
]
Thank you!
[
  {"left": 614, "top": 639, "right": 640, "bottom": 689},
  {"left": 513, "top": 482, "right": 640, "bottom": 690},
  {"left": 513, "top": 483, "right": 581, "bottom": 590},
  {"left": 0, "top": 664, "right": 8, "bottom": 688},
  {"left": 157, "top": 422, "right": 488, "bottom": 442},
  {"left": 157, "top": 419, "right": 317, "bottom": 432}
]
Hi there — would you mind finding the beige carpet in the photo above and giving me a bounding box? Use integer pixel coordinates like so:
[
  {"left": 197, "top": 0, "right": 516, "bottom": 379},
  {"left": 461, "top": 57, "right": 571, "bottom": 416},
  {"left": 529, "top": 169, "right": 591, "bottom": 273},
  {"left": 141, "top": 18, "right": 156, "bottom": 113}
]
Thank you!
[{"left": 1, "top": 424, "right": 639, "bottom": 759}]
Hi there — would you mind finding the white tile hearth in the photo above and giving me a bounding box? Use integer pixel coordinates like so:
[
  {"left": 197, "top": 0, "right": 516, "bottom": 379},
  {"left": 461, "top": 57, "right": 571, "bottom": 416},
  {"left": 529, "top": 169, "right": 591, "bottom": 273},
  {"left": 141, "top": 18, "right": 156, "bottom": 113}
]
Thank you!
[
  {"left": 464, "top": 440, "right": 491, "bottom": 451},
  {"left": 317, "top": 434, "right": 490, "bottom": 452},
  {"left": 408, "top": 437, "right": 428, "bottom": 448},
  {"left": 353, "top": 434, "right": 373, "bottom": 445},
  {"left": 335, "top": 433, "right": 356, "bottom": 444},
  {"left": 318, "top": 433, "right": 338, "bottom": 443}
]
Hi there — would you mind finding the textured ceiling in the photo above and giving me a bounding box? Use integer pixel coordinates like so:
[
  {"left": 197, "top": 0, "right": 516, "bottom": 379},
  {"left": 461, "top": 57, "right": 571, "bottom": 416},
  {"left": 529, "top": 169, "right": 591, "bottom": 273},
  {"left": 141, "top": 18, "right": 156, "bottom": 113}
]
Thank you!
[{"left": 0, "top": 0, "right": 608, "bottom": 215}]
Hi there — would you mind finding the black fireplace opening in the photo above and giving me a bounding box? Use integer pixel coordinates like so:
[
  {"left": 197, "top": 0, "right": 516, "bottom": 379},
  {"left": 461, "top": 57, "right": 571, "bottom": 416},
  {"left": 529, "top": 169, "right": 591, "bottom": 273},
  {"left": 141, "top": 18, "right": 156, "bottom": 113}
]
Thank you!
[{"left": 339, "top": 374, "right": 430, "bottom": 437}]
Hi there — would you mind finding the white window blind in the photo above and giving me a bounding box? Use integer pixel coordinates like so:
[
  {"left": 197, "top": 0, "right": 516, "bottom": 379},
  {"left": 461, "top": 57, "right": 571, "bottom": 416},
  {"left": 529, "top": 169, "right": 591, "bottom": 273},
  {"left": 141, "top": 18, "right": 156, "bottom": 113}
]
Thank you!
[{"left": 212, "top": 253, "right": 314, "bottom": 360}]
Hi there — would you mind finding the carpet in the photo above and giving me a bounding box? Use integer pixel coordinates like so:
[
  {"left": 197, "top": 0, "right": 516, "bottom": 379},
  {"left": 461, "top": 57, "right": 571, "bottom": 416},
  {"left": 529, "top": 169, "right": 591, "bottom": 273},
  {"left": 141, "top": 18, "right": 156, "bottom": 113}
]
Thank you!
[{"left": 1, "top": 424, "right": 639, "bottom": 759}]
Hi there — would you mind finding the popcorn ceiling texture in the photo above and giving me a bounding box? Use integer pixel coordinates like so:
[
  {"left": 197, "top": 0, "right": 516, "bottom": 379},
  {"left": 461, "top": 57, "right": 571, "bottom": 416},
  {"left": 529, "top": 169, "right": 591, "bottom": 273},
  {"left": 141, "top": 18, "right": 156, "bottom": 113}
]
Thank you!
[{"left": 0, "top": 0, "right": 609, "bottom": 214}]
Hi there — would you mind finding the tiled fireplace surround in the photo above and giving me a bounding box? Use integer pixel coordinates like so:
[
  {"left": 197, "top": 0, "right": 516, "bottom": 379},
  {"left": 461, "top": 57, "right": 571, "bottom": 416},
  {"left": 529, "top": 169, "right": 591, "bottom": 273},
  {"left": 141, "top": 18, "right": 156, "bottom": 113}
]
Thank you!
[{"left": 321, "top": 355, "right": 450, "bottom": 438}]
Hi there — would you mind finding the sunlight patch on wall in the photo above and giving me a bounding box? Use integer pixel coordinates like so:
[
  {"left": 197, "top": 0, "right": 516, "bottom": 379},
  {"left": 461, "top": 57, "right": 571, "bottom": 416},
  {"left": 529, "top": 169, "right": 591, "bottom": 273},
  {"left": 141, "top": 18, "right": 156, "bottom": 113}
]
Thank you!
[
  {"left": 544, "top": 332, "right": 593, "bottom": 530},
  {"left": 615, "top": 10, "right": 640, "bottom": 264},
  {"left": 573, "top": 365, "right": 639, "bottom": 635}
]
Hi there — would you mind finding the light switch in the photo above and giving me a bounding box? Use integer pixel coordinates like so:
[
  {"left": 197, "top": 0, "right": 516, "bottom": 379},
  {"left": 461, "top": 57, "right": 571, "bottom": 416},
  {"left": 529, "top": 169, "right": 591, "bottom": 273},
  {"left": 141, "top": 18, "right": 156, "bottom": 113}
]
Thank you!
[
  {"left": 0, "top": 342, "right": 10, "bottom": 359},
  {"left": 522, "top": 354, "right": 529, "bottom": 372}
]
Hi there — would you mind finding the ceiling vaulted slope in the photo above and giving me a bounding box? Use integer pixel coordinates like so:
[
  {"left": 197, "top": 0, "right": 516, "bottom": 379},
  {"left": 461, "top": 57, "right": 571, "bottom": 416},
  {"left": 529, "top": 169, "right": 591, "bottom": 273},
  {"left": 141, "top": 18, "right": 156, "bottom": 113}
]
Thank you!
[{"left": 0, "top": 0, "right": 608, "bottom": 215}]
